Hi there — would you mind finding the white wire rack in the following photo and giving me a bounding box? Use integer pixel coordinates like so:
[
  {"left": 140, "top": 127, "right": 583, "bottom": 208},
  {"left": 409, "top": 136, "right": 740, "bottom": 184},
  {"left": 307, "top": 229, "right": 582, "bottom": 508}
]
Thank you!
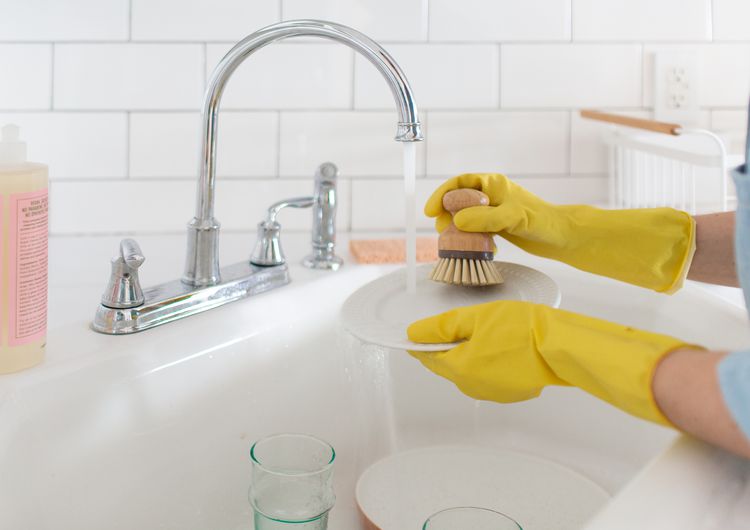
[{"left": 582, "top": 110, "right": 740, "bottom": 214}]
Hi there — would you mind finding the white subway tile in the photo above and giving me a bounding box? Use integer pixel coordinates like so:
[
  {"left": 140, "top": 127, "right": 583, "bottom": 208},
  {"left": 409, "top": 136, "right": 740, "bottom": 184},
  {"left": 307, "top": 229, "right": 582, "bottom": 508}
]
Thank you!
[
  {"left": 501, "top": 45, "right": 642, "bottom": 108},
  {"left": 50, "top": 178, "right": 350, "bottom": 234},
  {"left": 217, "top": 112, "right": 278, "bottom": 177},
  {"left": 0, "top": 0, "right": 128, "bottom": 41},
  {"left": 0, "top": 112, "right": 126, "bottom": 178},
  {"left": 130, "top": 112, "right": 278, "bottom": 178},
  {"left": 711, "top": 110, "right": 748, "bottom": 132},
  {"left": 280, "top": 111, "right": 425, "bottom": 178},
  {"left": 132, "top": 0, "right": 279, "bottom": 41},
  {"left": 54, "top": 44, "right": 204, "bottom": 110},
  {"left": 516, "top": 175, "right": 608, "bottom": 205},
  {"left": 283, "top": 0, "right": 428, "bottom": 41},
  {"left": 0, "top": 45, "right": 51, "bottom": 109},
  {"left": 570, "top": 110, "right": 650, "bottom": 174},
  {"left": 712, "top": 110, "right": 748, "bottom": 156},
  {"left": 429, "top": 0, "right": 571, "bottom": 42},
  {"left": 206, "top": 44, "right": 352, "bottom": 109},
  {"left": 713, "top": 0, "right": 750, "bottom": 41},
  {"left": 572, "top": 0, "right": 711, "bottom": 41},
  {"left": 50, "top": 181, "right": 195, "bottom": 234},
  {"left": 354, "top": 44, "right": 498, "bottom": 109},
  {"left": 643, "top": 44, "right": 750, "bottom": 108},
  {"left": 215, "top": 179, "right": 351, "bottom": 231},
  {"left": 351, "top": 179, "right": 438, "bottom": 231},
  {"left": 130, "top": 113, "right": 199, "bottom": 178},
  {"left": 350, "top": 175, "right": 606, "bottom": 230},
  {"left": 426, "top": 112, "right": 569, "bottom": 177}
]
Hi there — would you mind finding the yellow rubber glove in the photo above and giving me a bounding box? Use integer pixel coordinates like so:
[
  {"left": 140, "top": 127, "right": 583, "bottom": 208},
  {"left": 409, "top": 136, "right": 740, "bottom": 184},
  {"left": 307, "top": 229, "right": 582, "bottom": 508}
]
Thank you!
[
  {"left": 426, "top": 173, "right": 696, "bottom": 293},
  {"left": 408, "top": 301, "right": 703, "bottom": 426}
]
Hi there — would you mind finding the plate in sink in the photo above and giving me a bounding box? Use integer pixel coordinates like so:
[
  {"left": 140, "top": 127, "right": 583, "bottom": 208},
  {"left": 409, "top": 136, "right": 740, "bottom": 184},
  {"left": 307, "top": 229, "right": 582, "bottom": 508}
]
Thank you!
[
  {"left": 340, "top": 262, "right": 560, "bottom": 352},
  {"left": 356, "top": 445, "right": 610, "bottom": 530}
]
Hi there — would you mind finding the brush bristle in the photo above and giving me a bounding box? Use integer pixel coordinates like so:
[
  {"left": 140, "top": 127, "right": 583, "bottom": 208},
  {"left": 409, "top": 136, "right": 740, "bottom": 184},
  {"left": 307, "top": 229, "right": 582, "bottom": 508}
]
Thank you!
[{"left": 429, "top": 258, "right": 503, "bottom": 286}]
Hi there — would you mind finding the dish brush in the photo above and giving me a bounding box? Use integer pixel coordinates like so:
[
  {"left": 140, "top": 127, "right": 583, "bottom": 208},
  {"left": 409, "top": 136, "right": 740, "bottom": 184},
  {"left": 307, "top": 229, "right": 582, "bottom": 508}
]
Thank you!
[{"left": 429, "top": 188, "right": 503, "bottom": 286}]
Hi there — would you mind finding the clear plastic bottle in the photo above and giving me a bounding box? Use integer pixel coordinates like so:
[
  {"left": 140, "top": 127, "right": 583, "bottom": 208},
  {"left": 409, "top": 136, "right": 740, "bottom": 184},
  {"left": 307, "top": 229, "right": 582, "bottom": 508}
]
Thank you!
[{"left": 0, "top": 124, "right": 48, "bottom": 374}]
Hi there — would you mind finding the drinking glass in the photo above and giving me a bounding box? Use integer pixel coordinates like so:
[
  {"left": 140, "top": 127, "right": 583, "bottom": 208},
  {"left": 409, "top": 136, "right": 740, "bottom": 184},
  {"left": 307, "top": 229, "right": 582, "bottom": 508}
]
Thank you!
[
  {"left": 422, "top": 507, "right": 522, "bottom": 530},
  {"left": 249, "top": 433, "right": 336, "bottom": 530}
]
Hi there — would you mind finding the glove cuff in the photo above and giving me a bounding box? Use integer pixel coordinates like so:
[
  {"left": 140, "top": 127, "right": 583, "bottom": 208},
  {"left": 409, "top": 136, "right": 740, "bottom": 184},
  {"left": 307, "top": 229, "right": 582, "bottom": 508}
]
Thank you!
[
  {"left": 536, "top": 305, "right": 703, "bottom": 427},
  {"left": 660, "top": 214, "right": 697, "bottom": 294}
]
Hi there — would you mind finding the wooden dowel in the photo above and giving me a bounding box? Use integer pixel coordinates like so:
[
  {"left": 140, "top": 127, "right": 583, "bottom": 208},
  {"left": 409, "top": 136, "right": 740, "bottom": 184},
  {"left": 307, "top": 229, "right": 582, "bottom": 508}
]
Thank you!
[{"left": 580, "top": 109, "right": 682, "bottom": 136}]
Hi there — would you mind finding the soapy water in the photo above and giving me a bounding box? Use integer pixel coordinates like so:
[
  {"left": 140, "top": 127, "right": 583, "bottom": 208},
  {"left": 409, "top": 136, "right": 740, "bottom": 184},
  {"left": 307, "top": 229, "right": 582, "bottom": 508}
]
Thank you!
[
  {"left": 403, "top": 142, "right": 417, "bottom": 295},
  {"left": 337, "top": 330, "right": 398, "bottom": 471}
]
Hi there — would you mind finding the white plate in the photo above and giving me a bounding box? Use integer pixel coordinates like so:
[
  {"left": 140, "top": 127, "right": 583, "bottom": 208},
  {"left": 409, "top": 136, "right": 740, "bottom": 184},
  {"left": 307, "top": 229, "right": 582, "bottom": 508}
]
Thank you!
[
  {"left": 356, "top": 446, "right": 610, "bottom": 530},
  {"left": 340, "top": 262, "right": 561, "bottom": 351}
]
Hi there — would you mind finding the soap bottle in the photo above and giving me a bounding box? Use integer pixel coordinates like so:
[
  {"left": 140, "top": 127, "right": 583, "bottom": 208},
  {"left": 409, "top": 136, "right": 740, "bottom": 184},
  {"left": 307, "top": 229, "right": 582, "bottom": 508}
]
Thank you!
[{"left": 0, "top": 124, "right": 48, "bottom": 374}]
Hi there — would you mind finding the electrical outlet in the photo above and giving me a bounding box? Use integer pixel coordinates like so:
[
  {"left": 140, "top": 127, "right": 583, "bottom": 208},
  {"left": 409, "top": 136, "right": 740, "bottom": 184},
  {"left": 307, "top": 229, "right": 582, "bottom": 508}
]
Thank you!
[{"left": 653, "top": 50, "right": 700, "bottom": 125}]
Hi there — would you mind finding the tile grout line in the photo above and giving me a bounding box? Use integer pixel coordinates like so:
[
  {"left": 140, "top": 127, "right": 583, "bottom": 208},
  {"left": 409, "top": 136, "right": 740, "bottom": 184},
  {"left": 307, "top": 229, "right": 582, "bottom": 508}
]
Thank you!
[
  {"left": 424, "top": 0, "right": 431, "bottom": 42},
  {"left": 125, "top": 111, "right": 131, "bottom": 179},
  {"left": 1, "top": 106, "right": 744, "bottom": 114},
  {"left": 346, "top": 170, "right": 353, "bottom": 231},
  {"left": 50, "top": 172, "right": 602, "bottom": 183},
  {"left": 566, "top": 110, "right": 573, "bottom": 177},
  {"left": 49, "top": 43, "right": 55, "bottom": 110},
  {"left": 128, "top": 0, "right": 133, "bottom": 41},
  {"left": 568, "top": 0, "right": 574, "bottom": 42},
  {"left": 640, "top": 43, "right": 646, "bottom": 110},
  {"left": 276, "top": 110, "right": 282, "bottom": 178},
  {"left": 202, "top": 43, "right": 208, "bottom": 89},
  {"left": 3, "top": 39, "right": 747, "bottom": 45},
  {"left": 350, "top": 49, "right": 356, "bottom": 110},
  {"left": 422, "top": 111, "right": 429, "bottom": 177},
  {"left": 497, "top": 43, "right": 502, "bottom": 109}
]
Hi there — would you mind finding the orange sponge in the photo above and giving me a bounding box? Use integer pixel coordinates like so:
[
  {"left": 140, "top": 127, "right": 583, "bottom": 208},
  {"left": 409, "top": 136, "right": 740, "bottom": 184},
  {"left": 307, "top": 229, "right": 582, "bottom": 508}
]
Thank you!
[{"left": 349, "top": 238, "right": 438, "bottom": 264}]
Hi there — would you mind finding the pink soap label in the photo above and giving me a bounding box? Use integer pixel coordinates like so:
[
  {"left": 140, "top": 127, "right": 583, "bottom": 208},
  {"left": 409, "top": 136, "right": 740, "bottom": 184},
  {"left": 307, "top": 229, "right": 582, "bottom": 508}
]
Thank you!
[{"left": 9, "top": 190, "right": 48, "bottom": 346}]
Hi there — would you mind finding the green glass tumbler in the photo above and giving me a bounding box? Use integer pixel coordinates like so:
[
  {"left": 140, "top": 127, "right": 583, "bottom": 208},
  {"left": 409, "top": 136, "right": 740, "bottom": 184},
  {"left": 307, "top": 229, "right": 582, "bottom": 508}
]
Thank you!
[
  {"left": 249, "top": 433, "right": 336, "bottom": 530},
  {"left": 423, "top": 507, "right": 522, "bottom": 530}
]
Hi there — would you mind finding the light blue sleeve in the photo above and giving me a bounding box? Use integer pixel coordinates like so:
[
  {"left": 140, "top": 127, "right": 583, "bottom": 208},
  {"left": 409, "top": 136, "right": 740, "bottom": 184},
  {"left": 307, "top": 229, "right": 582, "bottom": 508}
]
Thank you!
[{"left": 719, "top": 350, "right": 750, "bottom": 441}]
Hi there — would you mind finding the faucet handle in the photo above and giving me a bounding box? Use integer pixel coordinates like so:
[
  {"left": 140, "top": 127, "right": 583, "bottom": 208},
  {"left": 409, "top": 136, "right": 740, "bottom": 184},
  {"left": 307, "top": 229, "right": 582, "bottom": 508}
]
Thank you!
[
  {"left": 101, "top": 238, "right": 145, "bottom": 309},
  {"left": 251, "top": 196, "right": 314, "bottom": 267},
  {"left": 119, "top": 238, "right": 145, "bottom": 270}
]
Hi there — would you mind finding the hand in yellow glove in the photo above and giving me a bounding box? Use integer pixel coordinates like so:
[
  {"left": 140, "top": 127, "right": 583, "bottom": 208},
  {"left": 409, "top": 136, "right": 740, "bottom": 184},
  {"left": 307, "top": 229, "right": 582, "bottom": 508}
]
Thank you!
[
  {"left": 425, "top": 173, "right": 696, "bottom": 293},
  {"left": 408, "top": 301, "right": 703, "bottom": 426}
]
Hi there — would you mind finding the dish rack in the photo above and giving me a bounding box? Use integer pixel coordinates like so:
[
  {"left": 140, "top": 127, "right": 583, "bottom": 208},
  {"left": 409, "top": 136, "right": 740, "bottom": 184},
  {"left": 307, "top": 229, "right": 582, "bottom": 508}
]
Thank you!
[{"left": 581, "top": 110, "right": 743, "bottom": 214}]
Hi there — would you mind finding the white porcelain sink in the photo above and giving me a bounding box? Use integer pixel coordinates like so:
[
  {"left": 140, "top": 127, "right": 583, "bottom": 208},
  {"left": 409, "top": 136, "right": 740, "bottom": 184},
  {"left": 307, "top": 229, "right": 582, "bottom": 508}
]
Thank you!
[{"left": 1, "top": 234, "right": 749, "bottom": 529}]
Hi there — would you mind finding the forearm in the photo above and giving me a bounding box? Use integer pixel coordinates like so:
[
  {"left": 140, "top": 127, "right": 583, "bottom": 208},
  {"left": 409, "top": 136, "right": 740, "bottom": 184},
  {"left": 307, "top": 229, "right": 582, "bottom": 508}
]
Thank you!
[
  {"left": 653, "top": 348, "right": 750, "bottom": 458},
  {"left": 687, "top": 212, "right": 739, "bottom": 287}
]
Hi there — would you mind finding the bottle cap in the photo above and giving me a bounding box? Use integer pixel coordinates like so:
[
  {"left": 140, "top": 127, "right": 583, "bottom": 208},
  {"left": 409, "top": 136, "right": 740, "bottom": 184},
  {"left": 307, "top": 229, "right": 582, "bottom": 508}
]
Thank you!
[{"left": 0, "top": 124, "right": 27, "bottom": 164}]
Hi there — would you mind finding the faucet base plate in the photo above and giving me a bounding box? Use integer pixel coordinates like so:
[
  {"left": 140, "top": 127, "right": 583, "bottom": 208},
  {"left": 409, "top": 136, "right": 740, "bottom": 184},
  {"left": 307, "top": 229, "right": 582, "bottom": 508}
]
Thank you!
[{"left": 92, "top": 262, "right": 289, "bottom": 335}]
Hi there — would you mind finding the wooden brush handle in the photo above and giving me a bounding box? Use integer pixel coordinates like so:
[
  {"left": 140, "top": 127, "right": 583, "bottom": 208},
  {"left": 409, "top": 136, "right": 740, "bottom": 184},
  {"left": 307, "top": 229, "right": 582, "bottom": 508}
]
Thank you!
[
  {"left": 439, "top": 189, "right": 494, "bottom": 255},
  {"left": 442, "top": 188, "right": 490, "bottom": 214}
]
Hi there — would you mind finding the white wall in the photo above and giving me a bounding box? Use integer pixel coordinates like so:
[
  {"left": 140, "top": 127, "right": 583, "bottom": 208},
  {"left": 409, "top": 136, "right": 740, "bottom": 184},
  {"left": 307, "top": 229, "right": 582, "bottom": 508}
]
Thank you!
[{"left": 0, "top": 0, "right": 748, "bottom": 235}]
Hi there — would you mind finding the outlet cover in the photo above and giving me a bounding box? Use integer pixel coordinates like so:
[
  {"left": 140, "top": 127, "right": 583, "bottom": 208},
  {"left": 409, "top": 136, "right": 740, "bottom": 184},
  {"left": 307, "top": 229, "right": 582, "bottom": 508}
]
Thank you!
[{"left": 654, "top": 50, "right": 700, "bottom": 125}]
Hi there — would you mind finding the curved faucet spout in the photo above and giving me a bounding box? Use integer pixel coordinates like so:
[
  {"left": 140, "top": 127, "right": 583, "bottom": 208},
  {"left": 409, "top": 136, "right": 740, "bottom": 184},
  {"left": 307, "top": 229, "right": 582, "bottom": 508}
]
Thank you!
[{"left": 184, "top": 19, "right": 423, "bottom": 287}]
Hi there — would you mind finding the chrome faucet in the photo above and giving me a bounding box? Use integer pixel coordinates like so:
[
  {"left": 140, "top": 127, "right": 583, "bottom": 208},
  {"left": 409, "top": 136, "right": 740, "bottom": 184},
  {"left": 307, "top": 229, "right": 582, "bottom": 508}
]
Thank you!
[
  {"left": 184, "top": 19, "right": 422, "bottom": 287},
  {"left": 92, "top": 20, "right": 422, "bottom": 335}
]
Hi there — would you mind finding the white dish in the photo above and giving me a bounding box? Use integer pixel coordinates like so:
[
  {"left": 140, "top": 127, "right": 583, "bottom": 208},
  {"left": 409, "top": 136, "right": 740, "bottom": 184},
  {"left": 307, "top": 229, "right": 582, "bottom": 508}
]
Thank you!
[
  {"left": 356, "top": 446, "right": 610, "bottom": 530},
  {"left": 340, "top": 262, "right": 561, "bottom": 351}
]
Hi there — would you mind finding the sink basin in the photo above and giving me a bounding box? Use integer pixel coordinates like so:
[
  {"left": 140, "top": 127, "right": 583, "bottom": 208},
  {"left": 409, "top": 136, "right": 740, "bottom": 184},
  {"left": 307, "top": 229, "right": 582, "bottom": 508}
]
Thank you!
[{"left": 1, "top": 234, "right": 748, "bottom": 529}]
